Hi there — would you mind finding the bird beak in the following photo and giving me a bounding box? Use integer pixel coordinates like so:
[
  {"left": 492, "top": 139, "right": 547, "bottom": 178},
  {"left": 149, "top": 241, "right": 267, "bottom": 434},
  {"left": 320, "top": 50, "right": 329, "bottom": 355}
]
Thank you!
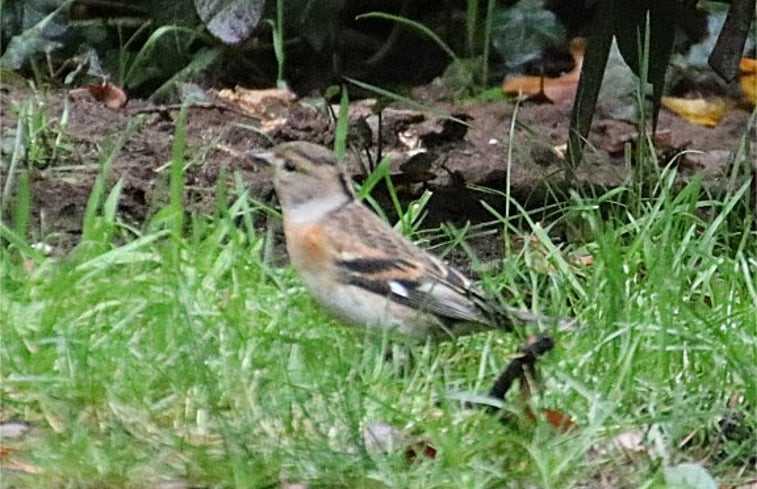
[{"left": 251, "top": 151, "right": 275, "bottom": 167}]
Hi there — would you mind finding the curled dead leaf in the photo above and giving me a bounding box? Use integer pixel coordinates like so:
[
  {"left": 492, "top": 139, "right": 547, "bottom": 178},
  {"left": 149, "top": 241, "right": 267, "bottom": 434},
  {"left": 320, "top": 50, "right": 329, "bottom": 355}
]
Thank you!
[
  {"left": 86, "top": 82, "right": 128, "bottom": 109},
  {"left": 216, "top": 86, "right": 297, "bottom": 132}
]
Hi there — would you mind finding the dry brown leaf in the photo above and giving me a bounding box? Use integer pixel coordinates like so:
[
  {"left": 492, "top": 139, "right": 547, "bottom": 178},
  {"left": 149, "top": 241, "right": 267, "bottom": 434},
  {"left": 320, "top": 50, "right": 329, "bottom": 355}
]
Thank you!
[
  {"left": 542, "top": 408, "right": 577, "bottom": 432},
  {"left": 661, "top": 96, "right": 734, "bottom": 127},
  {"left": 216, "top": 86, "right": 297, "bottom": 132},
  {"left": 503, "top": 38, "right": 585, "bottom": 103},
  {"left": 87, "top": 82, "right": 128, "bottom": 109}
]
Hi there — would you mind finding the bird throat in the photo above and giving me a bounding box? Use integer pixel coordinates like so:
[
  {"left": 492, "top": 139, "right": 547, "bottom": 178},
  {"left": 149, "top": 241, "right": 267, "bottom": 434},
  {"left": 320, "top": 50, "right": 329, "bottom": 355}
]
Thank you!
[{"left": 284, "top": 193, "right": 351, "bottom": 224}]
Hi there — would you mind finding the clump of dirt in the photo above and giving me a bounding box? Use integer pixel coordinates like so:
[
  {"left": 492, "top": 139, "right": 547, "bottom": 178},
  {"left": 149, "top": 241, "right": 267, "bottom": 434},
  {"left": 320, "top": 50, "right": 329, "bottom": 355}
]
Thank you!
[{"left": 0, "top": 83, "right": 751, "bottom": 260}]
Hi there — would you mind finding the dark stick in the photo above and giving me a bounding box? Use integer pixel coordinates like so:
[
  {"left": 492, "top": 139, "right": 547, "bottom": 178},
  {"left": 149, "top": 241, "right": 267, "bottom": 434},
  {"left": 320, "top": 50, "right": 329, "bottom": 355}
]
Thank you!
[{"left": 488, "top": 334, "right": 555, "bottom": 403}]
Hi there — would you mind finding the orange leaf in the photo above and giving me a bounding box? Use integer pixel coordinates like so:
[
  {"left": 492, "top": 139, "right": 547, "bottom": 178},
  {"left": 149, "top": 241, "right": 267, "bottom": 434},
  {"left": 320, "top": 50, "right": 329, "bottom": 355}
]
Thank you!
[
  {"left": 542, "top": 408, "right": 577, "bottom": 432},
  {"left": 87, "top": 82, "right": 128, "bottom": 109},
  {"left": 503, "top": 38, "right": 585, "bottom": 103},
  {"left": 523, "top": 407, "right": 577, "bottom": 432},
  {"left": 739, "top": 57, "right": 757, "bottom": 107}
]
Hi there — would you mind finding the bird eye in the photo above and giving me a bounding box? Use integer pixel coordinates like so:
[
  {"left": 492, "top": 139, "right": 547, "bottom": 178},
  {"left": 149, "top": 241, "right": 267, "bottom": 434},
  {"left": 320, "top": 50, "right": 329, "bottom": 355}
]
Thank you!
[{"left": 284, "top": 161, "right": 296, "bottom": 172}]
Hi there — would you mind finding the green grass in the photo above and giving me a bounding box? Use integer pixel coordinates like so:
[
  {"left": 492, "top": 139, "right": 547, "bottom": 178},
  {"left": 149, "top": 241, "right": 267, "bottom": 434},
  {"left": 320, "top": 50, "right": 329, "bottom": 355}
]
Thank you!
[{"left": 1, "top": 122, "right": 755, "bottom": 488}]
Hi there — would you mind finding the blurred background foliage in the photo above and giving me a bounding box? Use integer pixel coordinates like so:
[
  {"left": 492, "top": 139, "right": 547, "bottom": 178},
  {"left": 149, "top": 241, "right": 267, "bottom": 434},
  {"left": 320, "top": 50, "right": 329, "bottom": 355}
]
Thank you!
[{"left": 0, "top": 0, "right": 752, "bottom": 103}]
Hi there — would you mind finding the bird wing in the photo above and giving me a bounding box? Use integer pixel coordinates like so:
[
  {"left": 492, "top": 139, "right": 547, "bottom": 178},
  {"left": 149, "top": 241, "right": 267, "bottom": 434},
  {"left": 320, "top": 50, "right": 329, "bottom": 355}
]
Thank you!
[{"left": 324, "top": 202, "right": 509, "bottom": 327}]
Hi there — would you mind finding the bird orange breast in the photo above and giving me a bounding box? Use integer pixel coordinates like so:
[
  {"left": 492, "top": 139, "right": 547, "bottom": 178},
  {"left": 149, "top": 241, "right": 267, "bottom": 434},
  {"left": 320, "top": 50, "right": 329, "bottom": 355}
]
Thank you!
[{"left": 284, "top": 222, "right": 331, "bottom": 272}]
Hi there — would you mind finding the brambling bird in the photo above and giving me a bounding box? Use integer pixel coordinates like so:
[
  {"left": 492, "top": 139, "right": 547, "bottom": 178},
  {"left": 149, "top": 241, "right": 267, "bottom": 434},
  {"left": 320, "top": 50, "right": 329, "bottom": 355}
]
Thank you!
[{"left": 255, "top": 141, "right": 555, "bottom": 343}]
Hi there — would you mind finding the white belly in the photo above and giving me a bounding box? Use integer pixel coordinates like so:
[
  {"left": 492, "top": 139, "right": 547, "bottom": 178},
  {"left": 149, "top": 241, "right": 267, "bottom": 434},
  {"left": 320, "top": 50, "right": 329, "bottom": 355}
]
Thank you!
[{"left": 300, "top": 274, "right": 438, "bottom": 340}]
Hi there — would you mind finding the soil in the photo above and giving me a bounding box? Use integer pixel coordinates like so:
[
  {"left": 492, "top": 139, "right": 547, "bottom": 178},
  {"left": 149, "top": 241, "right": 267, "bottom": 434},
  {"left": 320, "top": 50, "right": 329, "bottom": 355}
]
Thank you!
[{"left": 0, "top": 82, "right": 752, "bottom": 266}]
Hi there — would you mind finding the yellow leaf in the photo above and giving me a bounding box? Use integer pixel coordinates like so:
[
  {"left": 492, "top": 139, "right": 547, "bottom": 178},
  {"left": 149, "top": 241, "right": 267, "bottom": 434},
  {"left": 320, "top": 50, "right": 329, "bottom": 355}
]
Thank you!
[{"left": 661, "top": 96, "right": 733, "bottom": 127}]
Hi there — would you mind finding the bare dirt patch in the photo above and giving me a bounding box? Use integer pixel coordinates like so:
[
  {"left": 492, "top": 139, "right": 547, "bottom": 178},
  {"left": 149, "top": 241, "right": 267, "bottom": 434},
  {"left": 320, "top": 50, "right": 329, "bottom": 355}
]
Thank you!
[{"left": 1, "top": 83, "right": 751, "bottom": 258}]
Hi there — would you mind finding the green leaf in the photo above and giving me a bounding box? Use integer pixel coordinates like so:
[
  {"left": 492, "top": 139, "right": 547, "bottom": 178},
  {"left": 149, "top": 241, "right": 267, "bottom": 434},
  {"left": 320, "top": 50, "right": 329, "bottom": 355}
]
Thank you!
[
  {"left": 194, "top": 0, "right": 265, "bottom": 45},
  {"left": 0, "top": 1, "right": 70, "bottom": 70},
  {"left": 150, "top": 47, "right": 221, "bottom": 102},
  {"left": 82, "top": 117, "right": 143, "bottom": 242},
  {"left": 333, "top": 86, "right": 349, "bottom": 160},
  {"left": 12, "top": 171, "right": 31, "bottom": 240},
  {"left": 124, "top": 25, "right": 203, "bottom": 89},
  {"left": 491, "top": 0, "right": 566, "bottom": 68},
  {"left": 0, "top": 221, "right": 43, "bottom": 260},
  {"left": 169, "top": 104, "right": 188, "bottom": 238}
]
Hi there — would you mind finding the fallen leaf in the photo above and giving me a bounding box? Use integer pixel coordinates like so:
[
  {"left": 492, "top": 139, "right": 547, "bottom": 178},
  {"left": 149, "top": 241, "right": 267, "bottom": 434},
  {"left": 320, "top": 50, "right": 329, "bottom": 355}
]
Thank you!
[
  {"left": 503, "top": 38, "right": 585, "bottom": 103},
  {"left": 739, "top": 58, "right": 757, "bottom": 107},
  {"left": 86, "top": 82, "right": 128, "bottom": 109},
  {"left": 216, "top": 86, "right": 297, "bottom": 132},
  {"left": 661, "top": 96, "right": 734, "bottom": 127},
  {"left": 541, "top": 408, "right": 577, "bottom": 432}
]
